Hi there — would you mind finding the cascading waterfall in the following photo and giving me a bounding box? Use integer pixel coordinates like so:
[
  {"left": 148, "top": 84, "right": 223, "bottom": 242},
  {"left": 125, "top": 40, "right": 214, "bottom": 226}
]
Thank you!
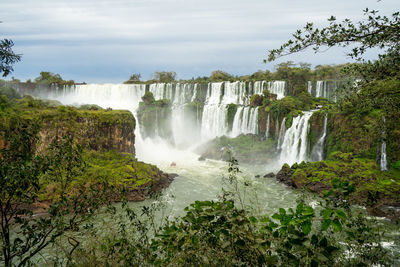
[
  {"left": 39, "top": 80, "right": 286, "bottom": 147},
  {"left": 308, "top": 80, "right": 340, "bottom": 102},
  {"left": 149, "top": 83, "right": 166, "bottom": 100},
  {"left": 381, "top": 142, "right": 388, "bottom": 171},
  {"left": 381, "top": 116, "right": 388, "bottom": 171},
  {"left": 201, "top": 82, "right": 228, "bottom": 140},
  {"left": 230, "top": 107, "right": 259, "bottom": 137},
  {"left": 307, "top": 81, "right": 312, "bottom": 95},
  {"left": 52, "top": 83, "right": 146, "bottom": 111},
  {"left": 277, "top": 118, "right": 287, "bottom": 149},
  {"left": 268, "top": 81, "right": 286, "bottom": 100},
  {"left": 280, "top": 111, "right": 313, "bottom": 165},
  {"left": 265, "top": 113, "right": 270, "bottom": 139},
  {"left": 253, "top": 81, "right": 266, "bottom": 95},
  {"left": 311, "top": 114, "right": 328, "bottom": 161},
  {"left": 222, "top": 81, "right": 248, "bottom": 105}
]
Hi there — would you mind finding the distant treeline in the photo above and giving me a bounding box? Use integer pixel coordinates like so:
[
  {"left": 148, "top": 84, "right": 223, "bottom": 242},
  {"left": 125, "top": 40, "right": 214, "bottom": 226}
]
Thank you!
[{"left": 1, "top": 62, "right": 360, "bottom": 89}]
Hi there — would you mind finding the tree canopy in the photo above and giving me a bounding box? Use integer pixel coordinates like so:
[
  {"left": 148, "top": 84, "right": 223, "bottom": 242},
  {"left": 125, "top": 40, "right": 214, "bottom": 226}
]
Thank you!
[
  {"left": 267, "top": 9, "right": 400, "bottom": 62},
  {"left": 0, "top": 39, "right": 21, "bottom": 77}
]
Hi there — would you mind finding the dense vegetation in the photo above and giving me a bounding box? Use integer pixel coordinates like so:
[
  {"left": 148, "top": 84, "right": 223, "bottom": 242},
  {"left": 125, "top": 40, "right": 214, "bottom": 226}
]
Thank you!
[
  {"left": 66, "top": 160, "right": 395, "bottom": 266},
  {"left": 0, "top": 88, "right": 174, "bottom": 265}
]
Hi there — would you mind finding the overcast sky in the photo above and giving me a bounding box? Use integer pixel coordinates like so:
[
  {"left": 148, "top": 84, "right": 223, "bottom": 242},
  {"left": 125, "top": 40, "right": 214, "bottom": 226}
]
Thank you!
[{"left": 1, "top": 0, "right": 398, "bottom": 83}]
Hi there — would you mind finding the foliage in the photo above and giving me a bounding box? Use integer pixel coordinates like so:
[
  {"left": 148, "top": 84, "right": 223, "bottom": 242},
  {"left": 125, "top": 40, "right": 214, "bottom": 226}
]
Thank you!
[
  {"left": 0, "top": 120, "right": 112, "bottom": 266},
  {"left": 208, "top": 70, "right": 234, "bottom": 82},
  {"left": 34, "top": 71, "right": 74, "bottom": 86},
  {"left": 141, "top": 91, "right": 155, "bottom": 104},
  {"left": 124, "top": 73, "right": 141, "bottom": 84},
  {"left": 137, "top": 93, "right": 172, "bottom": 140},
  {"left": 284, "top": 153, "right": 400, "bottom": 220},
  {"left": 0, "top": 39, "right": 21, "bottom": 77},
  {"left": 249, "top": 94, "right": 263, "bottom": 107},
  {"left": 267, "top": 9, "right": 400, "bottom": 64},
  {"left": 200, "top": 134, "right": 276, "bottom": 164},
  {"left": 226, "top": 103, "right": 237, "bottom": 131},
  {"left": 0, "top": 86, "right": 21, "bottom": 101},
  {"left": 153, "top": 71, "right": 176, "bottom": 83},
  {"left": 273, "top": 62, "right": 311, "bottom": 95},
  {"left": 70, "top": 158, "right": 394, "bottom": 266}
]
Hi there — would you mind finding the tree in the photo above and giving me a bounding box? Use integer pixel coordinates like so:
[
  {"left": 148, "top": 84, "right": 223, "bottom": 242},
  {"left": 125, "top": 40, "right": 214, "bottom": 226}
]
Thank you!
[
  {"left": 0, "top": 114, "right": 111, "bottom": 266},
  {"left": 266, "top": 9, "right": 400, "bottom": 80},
  {"left": 34, "top": 71, "right": 74, "bottom": 86},
  {"left": 153, "top": 71, "right": 176, "bottom": 83},
  {"left": 273, "top": 62, "right": 311, "bottom": 95},
  {"left": 208, "top": 70, "right": 233, "bottom": 82},
  {"left": 0, "top": 38, "right": 21, "bottom": 77},
  {"left": 124, "top": 73, "right": 141, "bottom": 84}
]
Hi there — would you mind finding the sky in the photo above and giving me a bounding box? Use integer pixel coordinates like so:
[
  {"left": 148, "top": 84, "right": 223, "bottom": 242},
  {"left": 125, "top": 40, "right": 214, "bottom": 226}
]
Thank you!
[{"left": 1, "top": 0, "right": 398, "bottom": 83}]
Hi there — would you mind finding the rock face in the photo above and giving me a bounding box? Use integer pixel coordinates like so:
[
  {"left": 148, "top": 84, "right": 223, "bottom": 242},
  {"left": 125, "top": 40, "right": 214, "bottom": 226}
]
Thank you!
[
  {"left": 19, "top": 102, "right": 176, "bottom": 203},
  {"left": 276, "top": 164, "right": 295, "bottom": 188},
  {"left": 124, "top": 172, "right": 178, "bottom": 201},
  {"left": 37, "top": 107, "right": 136, "bottom": 154}
]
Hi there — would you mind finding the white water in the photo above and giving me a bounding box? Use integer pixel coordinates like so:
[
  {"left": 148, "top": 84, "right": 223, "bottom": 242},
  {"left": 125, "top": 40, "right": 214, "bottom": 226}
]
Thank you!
[
  {"left": 230, "top": 107, "right": 259, "bottom": 137},
  {"left": 311, "top": 114, "right": 328, "bottom": 161},
  {"left": 37, "top": 82, "right": 299, "bottom": 220},
  {"left": 268, "top": 81, "right": 286, "bottom": 100},
  {"left": 265, "top": 113, "right": 270, "bottom": 139},
  {"left": 381, "top": 116, "right": 388, "bottom": 171},
  {"left": 277, "top": 118, "right": 287, "bottom": 149},
  {"left": 307, "top": 81, "right": 312, "bottom": 95},
  {"left": 381, "top": 141, "right": 388, "bottom": 171},
  {"left": 280, "top": 111, "right": 313, "bottom": 165}
]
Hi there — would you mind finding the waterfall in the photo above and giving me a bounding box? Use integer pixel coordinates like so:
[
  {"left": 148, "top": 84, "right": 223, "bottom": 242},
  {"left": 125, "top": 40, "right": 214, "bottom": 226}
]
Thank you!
[
  {"left": 381, "top": 141, "right": 388, "bottom": 171},
  {"left": 277, "top": 118, "right": 286, "bottom": 149},
  {"left": 190, "top": 84, "right": 198, "bottom": 102},
  {"left": 253, "top": 81, "right": 266, "bottom": 95},
  {"left": 200, "top": 82, "right": 228, "bottom": 140},
  {"left": 268, "top": 81, "right": 286, "bottom": 100},
  {"left": 222, "top": 81, "right": 248, "bottom": 105},
  {"left": 201, "top": 104, "right": 228, "bottom": 140},
  {"left": 307, "top": 81, "right": 312, "bottom": 95},
  {"left": 230, "top": 107, "right": 259, "bottom": 137},
  {"left": 36, "top": 80, "right": 286, "bottom": 147},
  {"left": 380, "top": 116, "right": 388, "bottom": 171},
  {"left": 265, "top": 113, "right": 270, "bottom": 139},
  {"left": 311, "top": 114, "right": 328, "bottom": 161},
  {"left": 52, "top": 83, "right": 146, "bottom": 111},
  {"left": 149, "top": 83, "right": 166, "bottom": 100},
  {"left": 280, "top": 111, "right": 313, "bottom": 165}
]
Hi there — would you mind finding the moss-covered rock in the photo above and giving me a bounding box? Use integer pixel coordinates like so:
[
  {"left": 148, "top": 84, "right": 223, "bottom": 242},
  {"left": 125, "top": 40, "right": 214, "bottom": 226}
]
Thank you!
[
  {"left": 197, "top": 134, "right": 278, "bottom": 164},
  {"left": 7, "top": 97, "right": 136, "bottom": 154},
  {"left": 137, "top": 96, "right": 173, "bottom": 142},
  {"left": 226, "top": 104, "right": 238, "bottom": 132},
  {"left": 275, "top": 153, "right": 400, "bottom": 221}
]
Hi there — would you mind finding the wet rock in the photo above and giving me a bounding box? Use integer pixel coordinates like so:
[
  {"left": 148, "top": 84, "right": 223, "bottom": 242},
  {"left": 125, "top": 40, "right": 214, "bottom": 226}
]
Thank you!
[
  {"left": 255, "top": 175, "right": 260, "bottom": 178},
  {"left": 198, "top": 156, "right": 206, "bottom": 161},
  {"left": 276, "top": 164, "right": 296, "bottom": 188},
  {"left": 264, "top": 172, "right": 275, "bottom": 178}
]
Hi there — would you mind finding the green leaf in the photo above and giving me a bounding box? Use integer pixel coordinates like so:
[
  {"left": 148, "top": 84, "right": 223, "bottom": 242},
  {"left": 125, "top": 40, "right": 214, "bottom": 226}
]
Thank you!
[
  {"left": 321, "top": 219, "right": 331, "bottom": 231},
  {"left": 332, "top": 219, "right": 342, "bottom": 232},
  {"left": 249, "top": 216, "right": 258, "bottom": 223},
  {"left": 279, "top": 208, "right": 286, "bottom": 215},
  {"left": 335, "top": 210, "right": 347, "bottom": 220},
  {"left": 302, "top": 221, "right": 312, "bottom": 235},
  {"left": 303, "top": 206, "right": 314, "bottom": 216},
  {"left": 322, "top": 208, "right": 333, "bottom": 220}
]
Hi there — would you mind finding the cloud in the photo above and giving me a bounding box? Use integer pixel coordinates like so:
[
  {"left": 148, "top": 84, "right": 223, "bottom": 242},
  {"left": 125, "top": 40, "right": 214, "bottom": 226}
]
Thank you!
[{"left": 1, "top": 0, "right": 398, "bottom": 82}]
